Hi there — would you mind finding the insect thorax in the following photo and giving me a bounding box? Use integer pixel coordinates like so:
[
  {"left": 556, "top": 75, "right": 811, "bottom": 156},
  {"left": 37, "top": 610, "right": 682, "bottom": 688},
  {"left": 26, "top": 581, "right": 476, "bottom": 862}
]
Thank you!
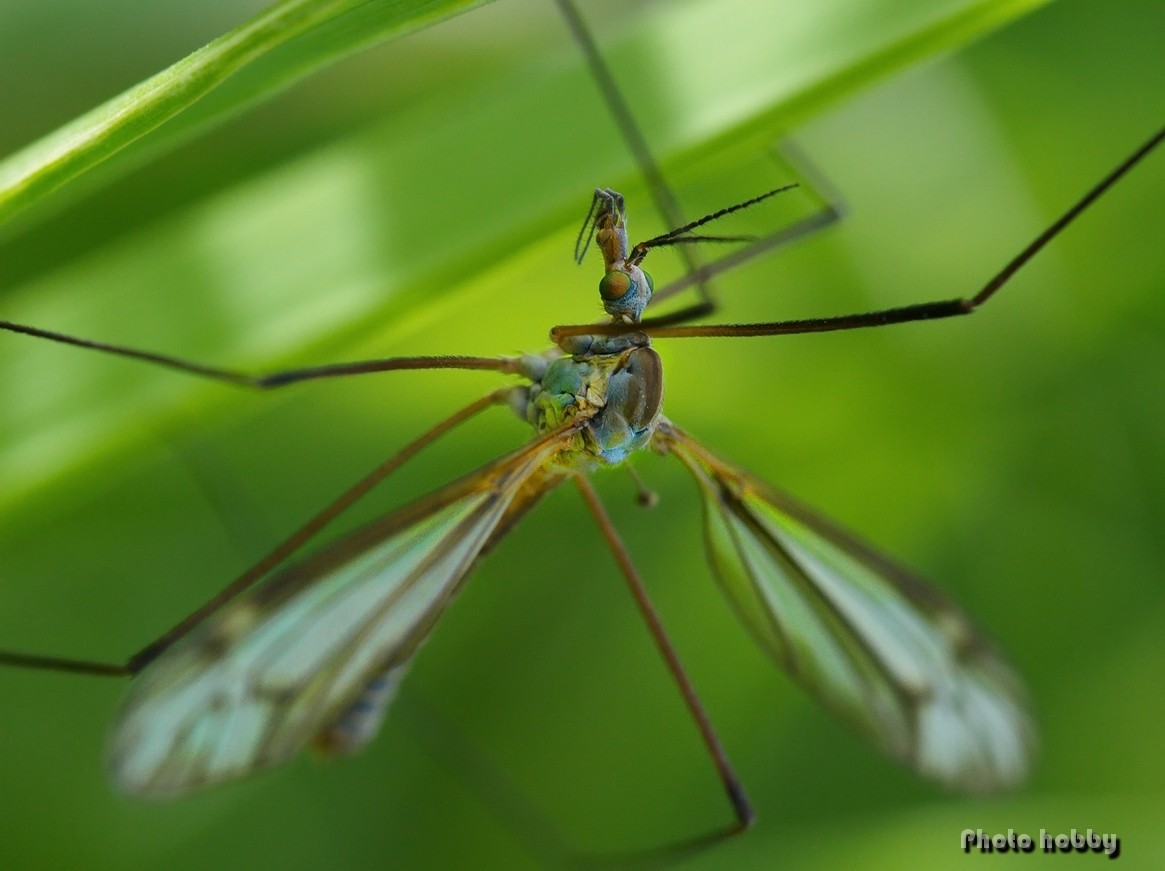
[{"left": 517, "top": 333, "right": 663, "bottom": 471}]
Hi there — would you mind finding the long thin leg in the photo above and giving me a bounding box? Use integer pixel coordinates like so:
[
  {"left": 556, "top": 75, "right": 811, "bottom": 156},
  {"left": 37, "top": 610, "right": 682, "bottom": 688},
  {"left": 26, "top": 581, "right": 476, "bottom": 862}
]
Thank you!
[
  {"left": 552, "top": 123, "right": 1165, "bottom": 344},
  {"left": 555, "top": 0, "right": 690, "bottom": 255},
  {"left": 574, "top": 476, "right": 752, "bottom": 864},
  {"left": 557, "top": 0, "right": 844, "bottom": 329},
  {"left": 0, "top": 317, "right": 523, "bottom": 386},
  {"left": 0, "top": 388, "right": 513, "bottom": 678},
  {"left": 557, "top": 0, "right": 730, "bottom": 317}
]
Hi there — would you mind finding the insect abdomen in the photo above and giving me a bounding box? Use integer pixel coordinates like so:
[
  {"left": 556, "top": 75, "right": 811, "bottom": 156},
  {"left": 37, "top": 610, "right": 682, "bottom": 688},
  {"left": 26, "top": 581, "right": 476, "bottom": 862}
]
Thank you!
[{"left": 589, "top": 345, "right": 663, "bottom": 464}]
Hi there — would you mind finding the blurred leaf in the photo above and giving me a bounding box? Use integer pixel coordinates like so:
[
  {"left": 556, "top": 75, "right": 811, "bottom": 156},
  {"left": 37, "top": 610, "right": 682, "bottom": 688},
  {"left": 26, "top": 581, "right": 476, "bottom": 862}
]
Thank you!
[{"left": 0, "top": 0, "right": 494, "bottom": 229}]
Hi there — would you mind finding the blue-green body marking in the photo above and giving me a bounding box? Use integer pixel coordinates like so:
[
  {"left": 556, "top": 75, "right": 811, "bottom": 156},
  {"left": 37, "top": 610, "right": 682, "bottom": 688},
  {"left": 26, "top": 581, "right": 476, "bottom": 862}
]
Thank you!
[{"left": 516, "top": 333, "right": 663, "bottom": 471}]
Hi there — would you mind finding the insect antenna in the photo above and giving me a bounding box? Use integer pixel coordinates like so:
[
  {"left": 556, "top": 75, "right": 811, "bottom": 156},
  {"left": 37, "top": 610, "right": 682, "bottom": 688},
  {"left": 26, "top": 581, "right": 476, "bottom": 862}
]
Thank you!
[{"left": 628, "top": 184, "right": 799, "bottom": 264}]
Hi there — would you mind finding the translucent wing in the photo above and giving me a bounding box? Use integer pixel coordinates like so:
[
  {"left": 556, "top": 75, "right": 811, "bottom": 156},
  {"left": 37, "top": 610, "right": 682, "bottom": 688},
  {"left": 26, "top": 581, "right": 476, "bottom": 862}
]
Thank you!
[
  {"left": 659, "top": 420, "right": 1034, "bottom": 793},
  {"left": 109, "top": 432, "right": 572, "bottom": 798}
]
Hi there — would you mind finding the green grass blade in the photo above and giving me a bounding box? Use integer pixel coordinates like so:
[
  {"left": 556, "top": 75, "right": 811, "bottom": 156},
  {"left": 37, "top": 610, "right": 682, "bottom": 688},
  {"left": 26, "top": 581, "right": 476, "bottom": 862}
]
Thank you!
[{"left": 0, "top": 0, "right": 492, "bottom": 227}]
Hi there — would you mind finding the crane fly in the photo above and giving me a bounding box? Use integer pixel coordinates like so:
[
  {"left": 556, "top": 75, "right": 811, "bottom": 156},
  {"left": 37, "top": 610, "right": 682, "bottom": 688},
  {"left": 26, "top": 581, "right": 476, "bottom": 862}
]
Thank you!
[
  {"left": 0, "top": 0, "right": 1163, "bottom": 860},
  {"left": 3, "top": 139, "right": 1163, "bottom": 840}
]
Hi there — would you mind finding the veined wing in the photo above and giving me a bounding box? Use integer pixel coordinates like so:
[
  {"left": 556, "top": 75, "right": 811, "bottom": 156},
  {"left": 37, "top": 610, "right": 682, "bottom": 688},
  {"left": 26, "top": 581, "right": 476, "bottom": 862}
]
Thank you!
[
  {"left": 108, "top": 429, "right": 574, "bottom": 799},
  {"left": 658, "top": 420, "right": 1034, "bottom": 793}
]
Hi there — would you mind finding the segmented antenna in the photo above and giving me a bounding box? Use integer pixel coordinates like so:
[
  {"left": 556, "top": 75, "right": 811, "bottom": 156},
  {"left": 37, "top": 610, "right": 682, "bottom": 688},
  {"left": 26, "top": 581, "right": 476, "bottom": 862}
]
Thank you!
[{"left": 627, "top": 183, "right": 798, "bottom": 265}]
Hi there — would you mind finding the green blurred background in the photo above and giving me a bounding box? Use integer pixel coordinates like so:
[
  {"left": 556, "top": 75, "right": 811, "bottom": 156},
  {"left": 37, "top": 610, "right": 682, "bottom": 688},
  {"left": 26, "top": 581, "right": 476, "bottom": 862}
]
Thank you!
[{"left": 1, "top": 0, "right": 1163, "bottom": 868}]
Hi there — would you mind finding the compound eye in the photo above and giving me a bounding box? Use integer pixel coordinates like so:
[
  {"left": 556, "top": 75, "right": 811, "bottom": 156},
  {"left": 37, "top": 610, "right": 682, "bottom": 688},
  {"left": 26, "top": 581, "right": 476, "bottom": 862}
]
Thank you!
[{"left": 599, "top": 270, "right": 633, "bottom": 301}]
